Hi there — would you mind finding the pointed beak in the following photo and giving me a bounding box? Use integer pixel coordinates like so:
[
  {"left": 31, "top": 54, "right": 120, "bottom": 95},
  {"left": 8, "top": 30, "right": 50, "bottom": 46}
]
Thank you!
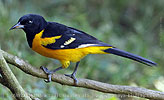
[{"left": 9, "top": 22, "right": 24, "bottom": 30}]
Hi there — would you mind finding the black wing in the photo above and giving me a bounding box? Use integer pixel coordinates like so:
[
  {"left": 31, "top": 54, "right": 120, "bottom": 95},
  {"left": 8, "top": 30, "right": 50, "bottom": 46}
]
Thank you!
[{"left": 42, "top": 22, "right": 112, "bottom": 50}]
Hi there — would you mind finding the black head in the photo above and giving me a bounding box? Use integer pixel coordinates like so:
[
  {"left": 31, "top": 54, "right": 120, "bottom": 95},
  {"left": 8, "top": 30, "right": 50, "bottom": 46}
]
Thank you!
[
  {"left": 10, "top": 14, "right": 47, "bottom": 35},
  {"left": 10, "top": 14, "right": 48, "bottom": 48}
]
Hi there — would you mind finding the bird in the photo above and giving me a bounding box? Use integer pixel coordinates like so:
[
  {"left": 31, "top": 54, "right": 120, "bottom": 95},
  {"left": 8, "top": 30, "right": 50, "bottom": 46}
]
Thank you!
[{"left": 10, "top": 14, "right": 157, "bottom": 84}]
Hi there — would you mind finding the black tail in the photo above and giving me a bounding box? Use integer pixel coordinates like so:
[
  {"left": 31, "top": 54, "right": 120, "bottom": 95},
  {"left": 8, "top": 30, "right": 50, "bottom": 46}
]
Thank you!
[{"left": 104, "top": 48, "right": 157, "bottom": 66}]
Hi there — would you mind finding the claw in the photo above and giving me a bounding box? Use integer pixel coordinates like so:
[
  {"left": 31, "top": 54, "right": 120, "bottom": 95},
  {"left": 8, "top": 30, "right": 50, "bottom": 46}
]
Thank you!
[
  {"left": 65, "top": 74, "right": 78, "bottom": 85},
  {"left": 40, "top": 66, "right": 52, "bottom": 83},
  {"left": 44, "top": 74, "right": 52, "bottom": 83},
  {"left": 40, "top": 66, "right": 63, "bottom": 83}
]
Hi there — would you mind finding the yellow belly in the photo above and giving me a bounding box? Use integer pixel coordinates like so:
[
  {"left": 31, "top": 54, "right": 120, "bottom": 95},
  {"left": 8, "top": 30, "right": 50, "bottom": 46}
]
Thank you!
[{"left": 32, "top": 44, "right": 109, "bottom": 62}]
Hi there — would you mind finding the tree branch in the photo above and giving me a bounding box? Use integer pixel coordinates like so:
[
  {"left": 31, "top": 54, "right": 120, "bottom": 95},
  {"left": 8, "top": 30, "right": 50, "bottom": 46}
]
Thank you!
[
  {"left": 0, "top": 49, "right": 164, "bottom": 100},
  {"left": 0, "top": 52, "right": 32, "bottom": 100}
]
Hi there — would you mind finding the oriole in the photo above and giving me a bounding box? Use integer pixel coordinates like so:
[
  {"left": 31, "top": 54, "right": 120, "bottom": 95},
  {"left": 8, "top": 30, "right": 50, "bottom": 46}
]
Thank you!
[{"left": 10, "top": 14, "right": 157, "bottom": 84}]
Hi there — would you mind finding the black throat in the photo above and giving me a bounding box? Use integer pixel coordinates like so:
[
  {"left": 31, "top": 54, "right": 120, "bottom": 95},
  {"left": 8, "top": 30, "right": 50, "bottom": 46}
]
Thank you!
[
  {"left": 25, "top": 33, "right": 36, "bottom": 48},
  {"left": 23, "top": 20, "right": 48, "bottom": 48},
  {"left": 24, "top": 26, "right": 47, "bottom": 48}
]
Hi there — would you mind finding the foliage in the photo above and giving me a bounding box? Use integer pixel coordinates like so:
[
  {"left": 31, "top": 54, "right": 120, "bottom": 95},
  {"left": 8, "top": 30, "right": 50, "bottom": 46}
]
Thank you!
[{"left": 0, "top": 0, "right": 164, "bottom": 99}]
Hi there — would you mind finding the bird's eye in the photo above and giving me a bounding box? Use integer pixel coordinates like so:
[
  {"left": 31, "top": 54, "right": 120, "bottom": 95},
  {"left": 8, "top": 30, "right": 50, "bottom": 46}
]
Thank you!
[{"left": 28, "top": 20, "right": 33, "bottom": 24}]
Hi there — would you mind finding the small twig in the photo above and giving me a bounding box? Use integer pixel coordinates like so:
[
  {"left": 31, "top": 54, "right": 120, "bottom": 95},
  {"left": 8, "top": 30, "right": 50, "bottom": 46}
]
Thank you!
[{"left": 0, "top": 49, "right": 164, "bottom": 100}]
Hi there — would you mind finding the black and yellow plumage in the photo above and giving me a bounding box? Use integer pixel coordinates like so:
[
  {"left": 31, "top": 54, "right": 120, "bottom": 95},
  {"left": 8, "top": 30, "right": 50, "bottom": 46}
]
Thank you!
[{"left": 10, "top": 14, "right": 157, "bottom": 84}]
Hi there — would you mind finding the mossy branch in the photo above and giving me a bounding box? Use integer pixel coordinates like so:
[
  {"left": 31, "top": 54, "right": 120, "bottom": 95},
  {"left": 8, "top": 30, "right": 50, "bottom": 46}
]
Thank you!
[{"left": 0, "top": 49, "right": 164, "bottom": 100}]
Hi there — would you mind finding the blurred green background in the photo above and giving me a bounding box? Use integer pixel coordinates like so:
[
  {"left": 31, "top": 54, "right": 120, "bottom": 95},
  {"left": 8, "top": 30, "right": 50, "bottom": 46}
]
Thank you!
[{"left": 0, "top": 0, "right": 164, "bottom": 100}]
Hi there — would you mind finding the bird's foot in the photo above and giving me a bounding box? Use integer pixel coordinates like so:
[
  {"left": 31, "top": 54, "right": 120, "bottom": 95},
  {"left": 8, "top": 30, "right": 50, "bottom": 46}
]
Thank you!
[
  {"left": 40, "top": 66, "right": 53, "bottom": 83},
  {"left": 65, "top": 73, "right": 78, "bottom": 85}
]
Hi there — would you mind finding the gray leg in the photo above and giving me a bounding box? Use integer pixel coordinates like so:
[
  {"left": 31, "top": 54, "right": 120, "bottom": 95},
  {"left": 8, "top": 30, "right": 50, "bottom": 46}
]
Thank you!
[
  {"left": 40, "top": 66, "right": 63, "bottom": 83},
  {"left": 65, "top": 61, "right": 80, "bottom": 84}
]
